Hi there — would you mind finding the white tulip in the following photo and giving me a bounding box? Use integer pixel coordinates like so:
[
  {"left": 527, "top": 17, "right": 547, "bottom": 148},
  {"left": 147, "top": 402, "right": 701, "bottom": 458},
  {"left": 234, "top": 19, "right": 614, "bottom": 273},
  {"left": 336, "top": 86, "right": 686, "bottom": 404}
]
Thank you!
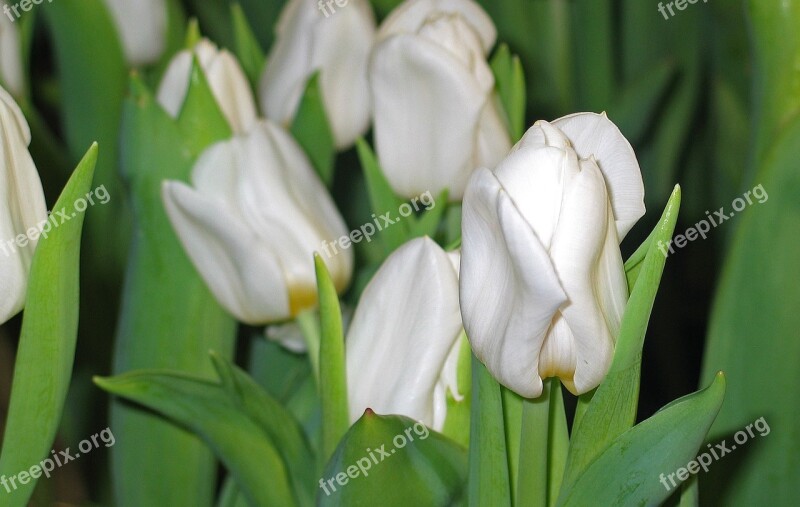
[
  {"left": 459, "top": 112, "right": 645, "bottom": 398},
  {"left": 157, "top": 38, "right": 258, "bottom": 135},
  {"left": 103, "top": 0, "right": 167, "bottom": 67},
  {"left": 0, "top": 86, "right": 47, "bottom": 324},
  {"left": 162, "top": 120, "right": 353, "bottom": 324},
  {"left": 347, "top": 237, "right": 463, "bottom": 431},
  {"left": 0, "top": 15, "right": 22, "bottom": 96},
  {"left": 370, "top": 0, "right": 511, "bottom": 201},
  {"left": 259, "top": 0, "right": 375, "bottom": 149}
]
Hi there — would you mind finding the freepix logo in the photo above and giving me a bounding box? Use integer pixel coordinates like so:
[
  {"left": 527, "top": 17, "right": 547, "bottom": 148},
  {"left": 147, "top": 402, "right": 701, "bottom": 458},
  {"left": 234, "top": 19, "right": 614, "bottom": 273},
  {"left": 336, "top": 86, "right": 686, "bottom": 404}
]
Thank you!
[
  {"left": 3, "top": 0, "right": 55, "bottom": 22},
  {"left": 1, "top": 428, "right": 115, "bottom": 494},
  {"left": 0, "top": 184, "right": 111, "bottom": 258}
]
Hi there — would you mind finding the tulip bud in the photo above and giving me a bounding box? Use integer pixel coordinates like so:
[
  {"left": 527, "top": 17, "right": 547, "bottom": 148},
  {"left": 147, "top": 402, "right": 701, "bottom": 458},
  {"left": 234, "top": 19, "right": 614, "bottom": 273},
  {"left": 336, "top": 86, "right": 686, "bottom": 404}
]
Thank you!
[
  {"left": 347, "top": 237, "right": 463, "bottom": 431},
  {"left": 162, "top": 120, "right": 353, "bottom": 325},
  {"left": 157, "top": 38, "right": 258, "bottom": 135},
  {"left": 0, "top": 86, "right": 48, "bottom": 324},
  {"left": 0, "top": 16, "right": 22, "bottom": 96},
  {"left": 102, "top": 0, "right": 168, "bottom": 67},
  {"left": 259, "top": 0, "right": 375, "bottom": 149},
  {"left": 460, "top": 112, "right": 645, "bottom": 398},
  {"left": 370, "top": 0, "right": 511, "bottom": 201}
]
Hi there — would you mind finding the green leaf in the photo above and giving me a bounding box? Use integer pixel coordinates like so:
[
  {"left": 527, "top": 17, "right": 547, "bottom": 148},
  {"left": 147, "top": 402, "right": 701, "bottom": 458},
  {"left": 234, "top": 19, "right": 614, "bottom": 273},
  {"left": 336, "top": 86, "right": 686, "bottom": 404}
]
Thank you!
[
  {"left": 468, "top": 355, "right": 512, "bottom": 507},
  {"left": 561, "top": 186, "right": 681, "bottom": 491},
  {"left": 406, "top": 190, "right": 449, "bottom": 240},
  {"left": 700, "top": 115, "right": 800, "bottom": 505},
  {"left": 355, "top": 138, "right": 409, "bottom": 254},
  {"left": 95, "top": 360, "right": 300, "bottom": 507},
  {"left": 176, "top": 57, "right": 233, "bottom": 156},
  {"left": 111, "top": 68, "right": 237, "bottom": 507},
  {"left": 0, "top": 145, "right": 98, "bottom": 506},
  {"left": 491, "top": 44, "right": 526, "bottom": 141},
  {"left": 291, "top": 73, "right": 336, "bottom": 186},
  {"left": 557, "top": 373, "right": 726, "bottom": 506},
  {"left": 315, "top": 254, "right": 350, "bottom": 465},
  {"left": 42, "top": 0, "right": 129, "bottom": 277},
  {"left": 211, "top": 353, "right": 316, "bottom": 507},
  {"left": 230, "top": 2, "right": 266, "bottom": 89},
  {"left": 319, "top": 412, "right": 467, "bottom": 506},
  {"left": 623, "top": 226, "right": 656, "bottom": 293}
]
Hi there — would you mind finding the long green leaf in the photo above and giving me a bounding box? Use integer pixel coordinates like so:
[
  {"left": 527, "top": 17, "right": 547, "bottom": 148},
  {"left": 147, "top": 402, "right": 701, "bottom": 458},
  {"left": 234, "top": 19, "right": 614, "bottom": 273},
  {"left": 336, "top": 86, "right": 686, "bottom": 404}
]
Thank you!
[
  {"left": 96, "top": 365, "right": 298, "bottom": 507},
  {"left": 490, "top": 44, "right": 526, "bottom": 141},
  {"left": 561, "top": 186, "right": 681, "bottom": 491},
  {"left": 557, "top": 373, "right": 726, "bottom": 506},
  {"left": 0, "top": 144, "right": 97, "bottom": 506},
  {"left": 700, "top": 115, "right": 800, "bottom": 505},
  {"left": 42, "top": 0, "right": 129, "bottom": 277},
  {"left": 355, "top": 138, "right": 409, "bottom": 255},
  {"left": 315, "top": 254, "right": 349, "bottom": 466},
  {"left": 111, "top": 65, "right": 237, "bottom": 507}
]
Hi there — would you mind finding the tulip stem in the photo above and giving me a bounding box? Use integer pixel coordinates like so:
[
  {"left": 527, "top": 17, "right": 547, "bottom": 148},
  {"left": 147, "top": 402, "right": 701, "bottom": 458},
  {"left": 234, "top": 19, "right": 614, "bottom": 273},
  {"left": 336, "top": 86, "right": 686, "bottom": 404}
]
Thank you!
[
  {"left": 468, "top": 355, "right": 512, "bottom": 507},
  {"left": 516, "top": 379, "right": 568, "bottom": 507}
]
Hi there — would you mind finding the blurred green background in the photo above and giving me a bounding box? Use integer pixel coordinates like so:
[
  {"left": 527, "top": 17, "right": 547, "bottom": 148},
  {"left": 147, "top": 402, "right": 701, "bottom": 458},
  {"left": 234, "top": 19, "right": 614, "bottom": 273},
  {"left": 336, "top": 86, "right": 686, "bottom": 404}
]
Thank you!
[{"left": 0, "top": 0, "right": 796, "bottom": 505}]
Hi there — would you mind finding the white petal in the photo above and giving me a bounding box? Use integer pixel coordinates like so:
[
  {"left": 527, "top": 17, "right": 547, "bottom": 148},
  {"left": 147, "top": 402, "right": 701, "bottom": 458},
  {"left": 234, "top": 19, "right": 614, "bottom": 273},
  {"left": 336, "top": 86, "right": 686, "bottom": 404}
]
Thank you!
[
  {"left": 157, "top": 39, "right": 257, "bottom": 134},
  {"left": 460, "top": 168, "right": 566, "bottom": 398},
  {"left": 514, "top": 119, "right": 571, "bottom": 152},
  {"left": 161, "top": 181, "right": 290, "bottom": 324},
  {"left": 432, "top": 333, "right": 466, "bottom": 430},
  {"left": 265, "top": 321, "right": 307, "bottom": 354},
  {"left": 378, "top": 0, "right": 496, "bottom": 54},
  {"left": 203, "top": 49, "right": 258, "bottom": 134},
  {"left": 103, "top": 0, "right": 167, "bottom": 66},
  {"left": 156, "top": 50, "right": 193, "bottom": 118},
  {"left": 260, "top": 0, "right": 375, "bottom": 148},
  {"left": 369, "top": 34, "right": 488, "bottom": 200},
  {"left": 346, "top": 237, "right": 462, "bottom": 430},
  {"left": 547, "top": 158, "right": 618, "bottom": 394},
  {"left": 0, "top": 86, "right": 47, "bottom": 324},
  {"left": 260, "top": 0, "right": 316, "bottom": 126},
  {"left": 475, "top": 94, "right": 513, "bottom": 169},
  {"left": 310, "top": 0, "right": 375, "bottom": 148},
  {"left": 552, "top": 112, "right": 645, "bottom": 240},
  {"left": 0, "top": 17, "right": 23, "bottom": 96},
  {"left": 493, "top": 144, "right": 577, "bottom": 250},
  {"left": 193, "top": 121, "right": 353, "bottom": 298}
]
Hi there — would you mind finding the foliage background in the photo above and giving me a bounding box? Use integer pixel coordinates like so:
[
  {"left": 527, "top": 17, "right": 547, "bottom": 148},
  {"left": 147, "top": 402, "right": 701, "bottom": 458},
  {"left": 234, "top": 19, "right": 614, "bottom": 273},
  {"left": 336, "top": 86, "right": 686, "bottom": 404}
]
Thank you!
[{"left": 0, "top": 0, "right": 795, "bottom": 505}]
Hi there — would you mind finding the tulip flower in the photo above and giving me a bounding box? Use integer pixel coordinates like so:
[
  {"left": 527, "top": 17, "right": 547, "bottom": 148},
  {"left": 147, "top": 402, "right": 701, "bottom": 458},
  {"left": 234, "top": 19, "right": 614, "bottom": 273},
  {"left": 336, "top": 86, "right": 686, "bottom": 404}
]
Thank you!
[
  {"left": 347, "top": 237, "right": 463, "bottom": 431},
  {"left": 0, "top": 16, "right": 22, "bottom": 96},
  {"left": 162, "top": 120, "right": 352, "bottom": 325},
  {"left": 103, "top": 0, "right": 167, "bottom": 67},
  {"left": 0, "top": 86, "right": 48, "bottom": 324},
  {"left": 369, "top": 0, "right": 511, "bottom": 201},
  {"left": 459, "top": 112, "right": 645, "bottom": 398},
  {"left": 259, "top": 0, "right": 375, "bottom": 149},
  {"left": 157, "top": 38, "right": 257, "bottom": 135}
]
